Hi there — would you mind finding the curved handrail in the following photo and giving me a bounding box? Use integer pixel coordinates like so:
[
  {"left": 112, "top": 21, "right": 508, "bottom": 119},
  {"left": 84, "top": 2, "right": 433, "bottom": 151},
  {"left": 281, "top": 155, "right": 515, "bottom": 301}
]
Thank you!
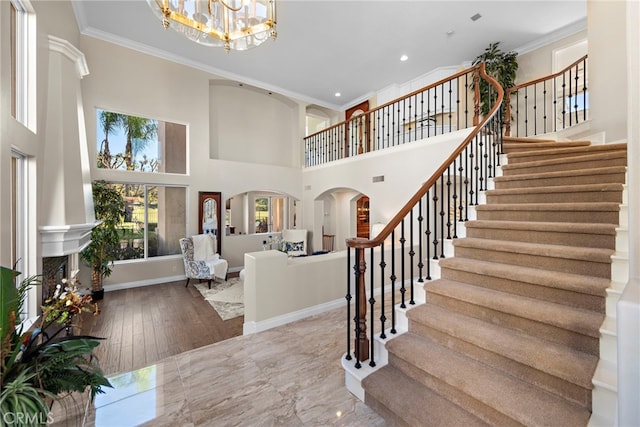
[
  {"left": 346, "top": 62, "right": 503, "bottom": 250},
  {"left": 505, "top": 54, "right": 588, "bottom": 137}
]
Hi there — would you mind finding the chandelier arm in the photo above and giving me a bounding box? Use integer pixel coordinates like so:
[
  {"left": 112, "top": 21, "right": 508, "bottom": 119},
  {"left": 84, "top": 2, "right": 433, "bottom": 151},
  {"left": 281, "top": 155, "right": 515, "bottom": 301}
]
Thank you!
[{"left": 211, "top": 0, "right": 243, "bottom": 13}]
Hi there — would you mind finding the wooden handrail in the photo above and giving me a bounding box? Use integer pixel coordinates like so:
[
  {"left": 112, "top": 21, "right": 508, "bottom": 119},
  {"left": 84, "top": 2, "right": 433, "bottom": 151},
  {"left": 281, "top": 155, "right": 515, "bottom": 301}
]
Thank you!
[
  {"left": 346, "top": 62, "right": 503, "bottom": 250},
  {"left": 505, "top": 54, "right": 588, "bottom": 136},
  {"left": 305, "top": 65, "right": 483, "bottom": 141}
]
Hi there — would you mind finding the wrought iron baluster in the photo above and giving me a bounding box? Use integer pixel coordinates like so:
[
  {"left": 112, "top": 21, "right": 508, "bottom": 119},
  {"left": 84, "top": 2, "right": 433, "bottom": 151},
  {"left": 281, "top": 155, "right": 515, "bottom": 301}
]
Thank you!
[
  {"left": 369, "top": 248, "right": 376, "bottom": 368},
  {"left": 379, "top": 241, "right": 387, "bottom": 339},
  {"left": 390, "top": 230, "right": 397, "bottom": 334},
  {"left": 417, "top": 198, "right": 424, "bottom": 282},
  {"left": 409, "top": 209, "right": 415, "bottom": 305},
  {"left": 346, "top": 248, "right": 352, "bottom": 361},
  {"left": 400, "top": 219, "right": 406, "bottom": 308}
]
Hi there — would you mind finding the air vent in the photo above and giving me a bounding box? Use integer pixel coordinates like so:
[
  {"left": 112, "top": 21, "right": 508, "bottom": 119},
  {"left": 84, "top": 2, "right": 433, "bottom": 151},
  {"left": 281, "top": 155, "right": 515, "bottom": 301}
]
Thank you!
[
  {"left": 372, "top": 175, "right": 385, "bottom": 183},
  {"left": 470, "top": 13, "right": 482, "bottom": 21},
  {"left": 304, "top": 185, "right": 312, "bottom": 190}
]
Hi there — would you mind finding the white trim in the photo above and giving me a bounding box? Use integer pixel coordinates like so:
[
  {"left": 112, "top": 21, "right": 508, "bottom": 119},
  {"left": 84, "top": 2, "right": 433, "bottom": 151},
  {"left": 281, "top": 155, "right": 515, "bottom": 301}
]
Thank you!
[
  {"left": 243, "top": 297, "right": 344, "bottom": 335},
  {"left": 516, "top": 17, "right": 587, "bottom": 56},
  {"left": 48, "top": 35, "right": 90, "bottom": 78},
  {"left": 103, "top": 275, "right": 187, "bottom": 292}
]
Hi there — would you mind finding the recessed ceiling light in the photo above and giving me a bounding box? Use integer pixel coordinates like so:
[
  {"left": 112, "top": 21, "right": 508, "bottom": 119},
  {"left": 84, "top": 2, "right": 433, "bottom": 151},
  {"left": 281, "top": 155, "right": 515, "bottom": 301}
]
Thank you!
[
  {"left": 335, "top": 92, "right": 341, "bottom": 97},
  {"left": 470, "top": 13, "right": 482, "bottom": 21},
  {"left": 400, "top": 54, "right": 408, "bottom": 62}
]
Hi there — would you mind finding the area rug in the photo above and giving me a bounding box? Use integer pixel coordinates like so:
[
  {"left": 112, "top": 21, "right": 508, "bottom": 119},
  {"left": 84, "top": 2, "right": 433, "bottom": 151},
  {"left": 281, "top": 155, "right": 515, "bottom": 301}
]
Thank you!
[{"left": 193, "top": 277, "right": 244, "bottom": 321}]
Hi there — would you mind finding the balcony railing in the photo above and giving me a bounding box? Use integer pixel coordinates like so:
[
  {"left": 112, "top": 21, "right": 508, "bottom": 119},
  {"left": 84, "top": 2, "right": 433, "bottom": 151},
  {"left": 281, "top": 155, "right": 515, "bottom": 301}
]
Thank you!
[
  {"left": 344, "top": 63, "right": 503, "bottom": 367},
  {"left": 304, "top": 67, "right": 483, "bottom": 167},
  {"left": 505, "top": 55, "right": 588, "bottom": 137}
]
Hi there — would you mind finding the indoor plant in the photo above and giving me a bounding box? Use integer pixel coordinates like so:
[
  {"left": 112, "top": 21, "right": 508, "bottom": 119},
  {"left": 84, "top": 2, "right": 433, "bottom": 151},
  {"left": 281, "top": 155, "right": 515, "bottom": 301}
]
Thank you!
[
  {"left": 0, "top": 266, "right": 111, "bottom": 425},
  {"left": 80, "top": 180, "right": 126, "bottom": 300},
  {"left": 472, "top": 41, "right": 519, "bottom": 122}
]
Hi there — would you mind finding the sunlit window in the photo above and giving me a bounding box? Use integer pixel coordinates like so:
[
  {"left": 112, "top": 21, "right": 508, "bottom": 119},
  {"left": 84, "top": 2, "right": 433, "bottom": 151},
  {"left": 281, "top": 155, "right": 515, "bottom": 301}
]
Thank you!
[
  {"left": 10, "top": 0, "right": 36, "bottom": 131},
  {"left": 96, "top": 109, "right": 186, "bottom": 174},
  {"left": 100, "top": 183, "right": 186, "bottom": 261}
]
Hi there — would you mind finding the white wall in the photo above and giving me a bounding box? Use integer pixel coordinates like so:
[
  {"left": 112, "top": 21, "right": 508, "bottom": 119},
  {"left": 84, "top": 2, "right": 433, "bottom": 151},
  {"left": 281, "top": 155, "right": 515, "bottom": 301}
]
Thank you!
[
  {"left": 210, "top": 82, "right": 299, "bottom": 167},
  {"left": 301, "top": 129, "right": 473, "bottom": 252},
  {"left": 78, "top": 36, "right": 305, "bottom": 287},
  {"left": 587, "top": 0, "right": 627, "bottom": 142}
]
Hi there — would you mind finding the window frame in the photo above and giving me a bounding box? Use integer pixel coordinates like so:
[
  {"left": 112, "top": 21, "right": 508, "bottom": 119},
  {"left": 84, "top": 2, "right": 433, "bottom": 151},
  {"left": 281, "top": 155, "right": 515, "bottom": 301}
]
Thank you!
[{"left": 10, "top": 0, "right": 37, "bottom": 132}]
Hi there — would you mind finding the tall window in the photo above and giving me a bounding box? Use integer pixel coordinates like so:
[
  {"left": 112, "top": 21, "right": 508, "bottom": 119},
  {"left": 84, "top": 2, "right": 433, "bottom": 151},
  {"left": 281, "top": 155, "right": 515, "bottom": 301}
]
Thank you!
[
  {"left": 10, "top": 0, "right": 36, "bottom": 131},
  {"left": 96, "top": 109, "right": 186, "bottom": 174},
  {"left": 10, "top": 151, "right": 28, "bottom": 319},
  {"left": 101, "top": 183, "right": 186, "bottom": 261}
]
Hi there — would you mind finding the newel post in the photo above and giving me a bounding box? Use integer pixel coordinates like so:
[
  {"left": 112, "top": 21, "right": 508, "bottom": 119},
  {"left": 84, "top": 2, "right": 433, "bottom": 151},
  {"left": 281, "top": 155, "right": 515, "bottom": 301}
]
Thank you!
[{"left": 354, "top": 247, "right": 369, "bottom": 362}]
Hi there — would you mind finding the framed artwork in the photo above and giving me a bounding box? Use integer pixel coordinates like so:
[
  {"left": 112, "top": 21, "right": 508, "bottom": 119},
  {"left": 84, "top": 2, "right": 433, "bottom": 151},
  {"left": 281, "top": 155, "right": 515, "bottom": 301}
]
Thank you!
[{"left": 198, "top": 191, "right": 222, "bottom": 255}]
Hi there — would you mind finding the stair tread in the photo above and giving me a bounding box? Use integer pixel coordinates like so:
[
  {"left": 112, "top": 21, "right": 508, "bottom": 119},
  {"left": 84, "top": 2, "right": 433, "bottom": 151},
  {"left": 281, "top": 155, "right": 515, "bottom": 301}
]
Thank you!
[
  {"left": 494, "top": 165, "right": 627, "bottom": 182},
  {"left": 427, "top": 279, "right": 605, "bottom": 338},
  {"left": 486, "top": 183, "right": 624, "bottom": 196},
  {"left": 465, "top": 220, "right": 617, "bottom": 236},
  {"left": 503, "top": 137, "right": 559, "bottom": 143},
  {"left": 503, "top": 141, "right": 591, "bottom": 150},
  {"left": 506, "top": 142, "right": 627, "bottom": 160},
  {"left": 407, "top": 303, "right": 598, "bottom": 388},
  {"left": 387, "top": 332, "right": 592, "bottom": 426},
  {"left": 452, "top": 236, "right": 615, "bottom": 262},
  {"left": 502, "top": 150, "right": 627, "bottom": 171},
  {"left": 475, "top": 201, "right": 621, "bottom": 212},
  {"left": 363, "top": 365, "right": 488, "bottom": 427},
  {"left": 439, "top": 257, "right": 610, "bottom": 296}
]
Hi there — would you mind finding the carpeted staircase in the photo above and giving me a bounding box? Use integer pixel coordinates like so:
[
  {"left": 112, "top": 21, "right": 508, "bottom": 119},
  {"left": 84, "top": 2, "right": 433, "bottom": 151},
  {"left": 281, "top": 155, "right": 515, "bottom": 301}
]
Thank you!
[{"left": 361, "top": 136, "right": 628, "bottom": 426}]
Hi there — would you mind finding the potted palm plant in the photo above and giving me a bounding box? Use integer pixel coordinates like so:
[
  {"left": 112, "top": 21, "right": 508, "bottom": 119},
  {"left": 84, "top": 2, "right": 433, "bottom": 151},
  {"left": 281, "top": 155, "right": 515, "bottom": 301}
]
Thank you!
[
  {"left": 80, "top": 181, "right": 126, "bottom": 300},
  {"left": 472, "top": 41, "right": 519, "bottom": 122}
]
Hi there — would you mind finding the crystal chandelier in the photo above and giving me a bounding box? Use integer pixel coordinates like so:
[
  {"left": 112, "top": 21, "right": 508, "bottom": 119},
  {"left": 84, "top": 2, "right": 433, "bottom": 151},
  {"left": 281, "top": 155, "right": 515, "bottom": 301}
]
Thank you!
[{"left": 147, "top": 0, "right": 277, "bottom": 52}]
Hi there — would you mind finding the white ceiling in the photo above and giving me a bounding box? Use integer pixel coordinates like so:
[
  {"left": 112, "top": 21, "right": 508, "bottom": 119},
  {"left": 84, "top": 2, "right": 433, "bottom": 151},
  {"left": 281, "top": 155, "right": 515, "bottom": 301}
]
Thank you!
[{"left": 71, "top": 1, "right": 587, "bottom": 110}]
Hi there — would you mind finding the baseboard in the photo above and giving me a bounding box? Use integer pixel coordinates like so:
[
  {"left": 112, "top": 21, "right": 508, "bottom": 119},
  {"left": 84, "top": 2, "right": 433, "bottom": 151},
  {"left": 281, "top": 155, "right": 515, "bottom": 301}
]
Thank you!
[
  {"left": 103, "top": 274, "right": 186, "bottom": 292},
  {"left": 243, "top": 297, "right": 344, "bottom": 335}
]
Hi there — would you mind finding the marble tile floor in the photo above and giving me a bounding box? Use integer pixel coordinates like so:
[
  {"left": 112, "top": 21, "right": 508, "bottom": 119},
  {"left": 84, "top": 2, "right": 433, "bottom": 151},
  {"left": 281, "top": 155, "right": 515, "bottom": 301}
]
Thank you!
[{"left": 52, "top": 305, "right": 387, "bottom": 427}]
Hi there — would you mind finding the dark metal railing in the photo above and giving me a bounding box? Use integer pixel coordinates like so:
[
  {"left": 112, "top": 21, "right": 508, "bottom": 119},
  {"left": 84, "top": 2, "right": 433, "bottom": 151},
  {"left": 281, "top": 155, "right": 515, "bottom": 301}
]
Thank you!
[
  {"left": 344, "top": 63, "right": 504, "bottom": 367},
  {"left": 304, "top": 67, "right": 482, "bottom": 167},
  {"left": 505, "top": 55, "right": 588, "bottom": 137}
]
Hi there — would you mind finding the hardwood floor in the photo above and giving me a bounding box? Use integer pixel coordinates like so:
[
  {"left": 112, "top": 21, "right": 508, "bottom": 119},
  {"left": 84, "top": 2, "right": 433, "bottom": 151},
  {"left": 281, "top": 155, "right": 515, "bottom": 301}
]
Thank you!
[{"left": 78, "top": 276, "right": 243, "bottom": 376}]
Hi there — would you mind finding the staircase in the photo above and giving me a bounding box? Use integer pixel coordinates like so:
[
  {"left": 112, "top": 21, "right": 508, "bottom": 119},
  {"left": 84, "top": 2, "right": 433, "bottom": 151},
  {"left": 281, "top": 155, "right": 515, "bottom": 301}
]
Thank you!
[{"left": 361, "top": 136, "right": 628, "bottom": 426}]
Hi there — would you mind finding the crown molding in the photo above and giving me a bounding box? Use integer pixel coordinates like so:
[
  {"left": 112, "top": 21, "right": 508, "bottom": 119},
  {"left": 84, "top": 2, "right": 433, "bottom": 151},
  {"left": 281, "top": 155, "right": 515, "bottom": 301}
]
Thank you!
[{"left": 48, "top": 35, "right": 90, "bottom": 78}]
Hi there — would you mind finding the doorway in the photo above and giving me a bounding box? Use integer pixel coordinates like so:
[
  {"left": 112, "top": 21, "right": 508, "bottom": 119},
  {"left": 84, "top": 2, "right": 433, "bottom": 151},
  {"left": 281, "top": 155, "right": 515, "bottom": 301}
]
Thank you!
[{"left": 356, "top": 195, "right": 370, "bottom": 239}]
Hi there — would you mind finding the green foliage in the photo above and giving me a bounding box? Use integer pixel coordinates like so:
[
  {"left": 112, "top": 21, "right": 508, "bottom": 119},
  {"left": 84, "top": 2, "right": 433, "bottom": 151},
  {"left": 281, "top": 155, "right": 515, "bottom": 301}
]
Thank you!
[
  {"left": 0, "top": 370, "right": 55, "bottom": 426},
  {"left": 80, "top": 181, "right": 127, "bottom": 290},
  {"left": 0, "top": 266, "right": 19, "bottom": 345},
  {"left": 1, "top": 269, "right": 111, "bottom": 425},
  {"left": 473, "top": 42, "right": 519, "bottom": 119}
]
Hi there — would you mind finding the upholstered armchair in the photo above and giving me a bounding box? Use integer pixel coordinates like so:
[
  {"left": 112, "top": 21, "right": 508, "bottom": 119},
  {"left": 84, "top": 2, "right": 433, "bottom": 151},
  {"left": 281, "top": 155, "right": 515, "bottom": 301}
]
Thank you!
[{"left": 179, "top": 235, "right": 228, "bottom": 289}]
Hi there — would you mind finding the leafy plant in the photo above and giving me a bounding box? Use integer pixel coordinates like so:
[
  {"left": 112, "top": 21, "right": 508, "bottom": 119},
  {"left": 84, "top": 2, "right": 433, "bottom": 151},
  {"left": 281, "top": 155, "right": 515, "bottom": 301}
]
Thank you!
[
  {"left": 1, "top": 267, "right": 111, "bottom": 425},
  {"left": 472, "top": 42, "right": 519, "bottom": 120},
  {"left": 80, "top": 181, "right": 126, "bottom": 292}
]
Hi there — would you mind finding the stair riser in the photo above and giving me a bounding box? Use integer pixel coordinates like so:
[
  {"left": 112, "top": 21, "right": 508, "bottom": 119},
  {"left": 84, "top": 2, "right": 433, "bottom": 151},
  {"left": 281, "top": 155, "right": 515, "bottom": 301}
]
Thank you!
[
  {"left": 362, "top": 396, "right": 412, "bottom": 427},
  {"left": 408, "top": 321, "right": 593, "bottom": 408},
  {"left": 452, "top": 246, "right": 612, "bottom": 279},
  {"left": 388, "top": 354, "right": 518, "bottom": 426},
  {"left": 494, "top": 172, "right": 627, "bottom": 189},
  {"left": 486, "top": 191, "right": 623, "bottom": 205},
  {"left": 465, "top": 226, "right": 616, "bottom": 250},
  {"left": 476, "top": 209, "right": 620, "bottom": 225},
  {"left": 439, "top": 265, "right": 605, "bottom": 312},
  {"left": 502, "top": 157, "right": 627, "bottom": 176},
  {"left": 507, "top": 149, "right": 627, "bottom": 164},
  {"left": 426, "top": 291, "right": 600, "bottom": 355}
]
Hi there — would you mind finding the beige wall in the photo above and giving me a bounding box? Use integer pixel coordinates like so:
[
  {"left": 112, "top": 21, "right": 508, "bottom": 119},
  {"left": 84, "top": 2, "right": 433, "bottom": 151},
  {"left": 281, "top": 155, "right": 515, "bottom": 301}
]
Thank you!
[{"left": 588, "top": 0, "right": 627, "bottom": 142}]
